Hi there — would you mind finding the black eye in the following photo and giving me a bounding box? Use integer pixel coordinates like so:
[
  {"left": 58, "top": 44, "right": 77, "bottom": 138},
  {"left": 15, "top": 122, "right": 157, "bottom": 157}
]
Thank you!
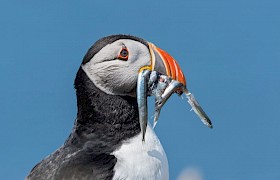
[
  {"left": 118, "top": 48, "right": 129, "bottom": 60},
  {"left": 121, "top": 49, "right": 128, "bottom": 57}
]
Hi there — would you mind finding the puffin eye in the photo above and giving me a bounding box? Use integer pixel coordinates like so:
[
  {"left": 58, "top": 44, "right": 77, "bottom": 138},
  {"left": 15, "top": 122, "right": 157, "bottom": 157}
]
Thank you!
[{"left": 118, "top": 48, "right": 129, "bottom": 60}]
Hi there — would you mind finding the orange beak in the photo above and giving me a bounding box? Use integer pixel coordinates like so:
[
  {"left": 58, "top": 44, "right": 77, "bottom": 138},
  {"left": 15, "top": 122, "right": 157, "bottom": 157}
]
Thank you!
[{"left": 148, "top": 42, "right": 186, "bottom": 86}]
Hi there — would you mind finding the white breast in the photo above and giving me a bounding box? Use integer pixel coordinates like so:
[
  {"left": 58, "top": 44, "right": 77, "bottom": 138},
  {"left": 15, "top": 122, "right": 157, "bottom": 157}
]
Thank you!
[{"left": 111, "top": 124, "right": 169, "bottom": 180}]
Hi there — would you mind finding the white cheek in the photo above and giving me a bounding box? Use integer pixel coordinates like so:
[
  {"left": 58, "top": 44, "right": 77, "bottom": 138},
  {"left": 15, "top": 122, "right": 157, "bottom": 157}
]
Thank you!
[
  {"left": 92, "top": 44, "right": 119, "bottom": 64},
  {"left": 127, "top": 45, "right": 151, "bottom": 74},
  {"left": 81, "top": 39, "right": 151, "bottom": 96}
]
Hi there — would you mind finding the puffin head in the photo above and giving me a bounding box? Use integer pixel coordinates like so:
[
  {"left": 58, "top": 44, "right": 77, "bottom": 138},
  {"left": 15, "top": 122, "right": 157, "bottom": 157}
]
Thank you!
[
  {"left": 78, "top": 35, "right": 211, "bottom": 141},
  {"left": 81, "top": 34, "right": 186, "bottom": 97}
]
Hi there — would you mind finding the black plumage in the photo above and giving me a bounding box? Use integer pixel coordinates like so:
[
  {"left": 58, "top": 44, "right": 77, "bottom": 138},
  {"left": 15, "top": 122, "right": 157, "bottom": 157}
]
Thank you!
[
  {"left": 27, "top": 35, "right": 146, "bottom": 180},
  {"left": 82, "top": 34, "right": 148, "bottom": 64},
  {"left": 27, "top": 68, "right": 141, "bottom": 180}
]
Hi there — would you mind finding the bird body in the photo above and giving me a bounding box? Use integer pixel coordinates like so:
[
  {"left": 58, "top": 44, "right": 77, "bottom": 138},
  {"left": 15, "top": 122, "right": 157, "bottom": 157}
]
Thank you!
[
  {"left": 28, "top": 68, "right": 140, "bottom": 179},
  {"left": 27, "top": 34, "right": 209, "bottom": 180},
  {"left": 27, "top": 63, "right": 168, "bottom": 179}
]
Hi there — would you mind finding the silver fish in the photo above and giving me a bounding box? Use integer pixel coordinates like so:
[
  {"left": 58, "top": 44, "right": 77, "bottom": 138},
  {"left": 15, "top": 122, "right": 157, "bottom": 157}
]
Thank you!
[
  {"left": 184, "top": 90, "right": 213, "bottom": 128},
  {"left": 137, "top": 69, "right": 151, "bottom": 141},
  {"left": 137, "top": 70, "right": 212, "bottom": 141},
  {"left": 152, "top": 79, "right": 183, "bottom": 128}
]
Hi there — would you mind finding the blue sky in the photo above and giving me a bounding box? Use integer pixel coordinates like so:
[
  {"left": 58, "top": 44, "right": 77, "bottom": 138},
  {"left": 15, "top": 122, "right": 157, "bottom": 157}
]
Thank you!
[{"left": 1, "top": 0, "right": 280, "bottom": 179}]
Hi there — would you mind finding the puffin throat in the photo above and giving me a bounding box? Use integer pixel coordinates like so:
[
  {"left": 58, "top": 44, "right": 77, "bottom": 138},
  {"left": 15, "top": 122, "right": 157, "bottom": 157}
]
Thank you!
[{"left": 70, "top": 68, "right": 141, "bottom": 152}]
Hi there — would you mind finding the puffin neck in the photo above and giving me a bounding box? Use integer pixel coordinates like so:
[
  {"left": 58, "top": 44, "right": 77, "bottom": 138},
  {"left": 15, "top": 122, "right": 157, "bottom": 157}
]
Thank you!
[{"left": 68, "top": 68, "right": 141, "bottom": 153}]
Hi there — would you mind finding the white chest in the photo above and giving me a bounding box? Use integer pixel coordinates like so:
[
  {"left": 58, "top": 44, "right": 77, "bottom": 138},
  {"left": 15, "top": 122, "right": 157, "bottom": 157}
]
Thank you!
[{"left": 111, "top": 125, "right": 169, "bottom": 180}]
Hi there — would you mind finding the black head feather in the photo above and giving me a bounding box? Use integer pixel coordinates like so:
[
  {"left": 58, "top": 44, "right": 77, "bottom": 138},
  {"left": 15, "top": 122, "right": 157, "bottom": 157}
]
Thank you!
[{"left": 82, "top": 34, "right": 148, "bottom": 64}]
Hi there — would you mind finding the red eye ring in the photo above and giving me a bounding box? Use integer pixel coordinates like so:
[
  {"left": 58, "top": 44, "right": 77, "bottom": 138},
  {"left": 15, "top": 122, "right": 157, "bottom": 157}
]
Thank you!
[{"left": 118, "top": 48, "right": 129, "bottom": 60}]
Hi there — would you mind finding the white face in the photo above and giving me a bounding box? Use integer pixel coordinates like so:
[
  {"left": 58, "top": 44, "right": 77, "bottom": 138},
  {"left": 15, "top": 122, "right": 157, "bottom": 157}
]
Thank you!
[{"left": 82, "top": 39, "right": 151, "bottom": 96}]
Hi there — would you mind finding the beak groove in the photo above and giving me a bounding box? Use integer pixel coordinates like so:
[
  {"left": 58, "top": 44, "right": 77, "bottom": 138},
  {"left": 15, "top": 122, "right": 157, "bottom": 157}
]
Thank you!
[{"left": 149, "top": 43, "right": 186, "bottom": 86}]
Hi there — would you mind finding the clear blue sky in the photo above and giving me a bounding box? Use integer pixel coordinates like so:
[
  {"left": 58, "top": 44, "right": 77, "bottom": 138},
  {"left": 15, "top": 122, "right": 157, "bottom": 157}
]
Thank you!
[{"left": 1, "top": 0, "right": 280, "bottom": 179}]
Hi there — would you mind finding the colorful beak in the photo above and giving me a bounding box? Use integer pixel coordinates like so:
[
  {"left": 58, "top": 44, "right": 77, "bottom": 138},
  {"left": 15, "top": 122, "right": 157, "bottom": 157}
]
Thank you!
[
  {"left": 137, "top": 43, "right": 188, "bottom": 141},
  {"left": 148, "top": 42, "right": 186, "bottom": 86}
]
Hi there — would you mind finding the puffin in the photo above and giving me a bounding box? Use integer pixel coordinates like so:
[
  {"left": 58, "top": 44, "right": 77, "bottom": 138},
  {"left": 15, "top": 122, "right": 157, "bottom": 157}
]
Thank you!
[{"left": 26, "top": 34, "right": 209, "bottom": 180}]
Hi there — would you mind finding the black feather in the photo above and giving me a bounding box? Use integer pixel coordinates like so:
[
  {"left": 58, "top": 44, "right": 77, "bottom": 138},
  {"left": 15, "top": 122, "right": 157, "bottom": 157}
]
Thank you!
[
  {"left": 82, "top": 34, "right": 148, "bottom": 64},
  {"left": 27, "top": 67, "right": 141, "bottom": 180}
]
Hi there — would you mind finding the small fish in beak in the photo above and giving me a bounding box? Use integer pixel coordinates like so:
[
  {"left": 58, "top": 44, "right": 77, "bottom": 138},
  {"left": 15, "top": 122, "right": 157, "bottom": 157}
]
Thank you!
[
  {"left": 137, "top": 43, "right": 212, "bottom": 141},
  {"left": 137, "top": 70, "right": 212, "bottom": 141},
  {"left": 184, "top": 90, "right": 212, "bottom": 128},
  {"left": 137, "top": 69, "right": 151, "bottom": 142}
]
